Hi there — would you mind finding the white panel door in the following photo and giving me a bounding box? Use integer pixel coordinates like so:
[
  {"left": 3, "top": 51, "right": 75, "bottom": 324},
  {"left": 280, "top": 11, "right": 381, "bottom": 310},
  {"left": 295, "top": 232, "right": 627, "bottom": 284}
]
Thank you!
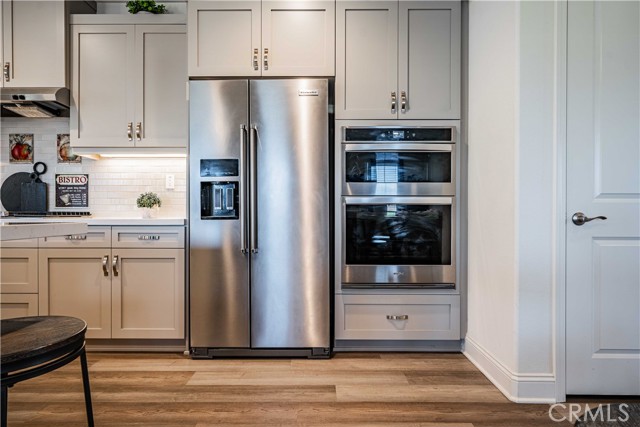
[
  {"left": 71, "top": 25, "right": 136, "bottom": 148},
  {"left": 39, "top": 249, "right": 112, "bottom": 339},
  {"left": 336, "top": 1, "right": 398, "bottom": 119},
  {"left": 135, "top": 25, "right": 187, "bottom": 148},
  {"left": 262, "top": 0, "right": 335, "bottom": 76},
  {"left": 188, "top": 1, "right": 261, "bottom": 77},
  {"left": 398, "top": 1, "right": 460, "bottom": 119},
  {"left": 1, "top": 1, "right": 66, "bottom": 87},
  {"left": 566, "top": 1, "right": 640, "bottom": 395},
  {"left": 111, "top": 249, "right": 184, "bottom": 339}
]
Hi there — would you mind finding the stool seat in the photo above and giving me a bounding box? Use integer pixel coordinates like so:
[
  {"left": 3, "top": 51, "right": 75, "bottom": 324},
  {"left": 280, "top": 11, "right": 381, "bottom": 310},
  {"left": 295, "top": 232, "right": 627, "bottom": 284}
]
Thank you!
[{"left": 1, "top": 316, "right": 94, "bottom": 427}]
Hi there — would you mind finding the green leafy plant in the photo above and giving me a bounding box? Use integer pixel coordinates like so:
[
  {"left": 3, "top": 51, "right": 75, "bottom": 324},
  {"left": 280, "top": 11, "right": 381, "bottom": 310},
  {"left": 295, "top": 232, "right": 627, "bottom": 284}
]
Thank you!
[
  {"left": 126, "top": 0, "right": 167, "bottom": 14},
  {"left": 136, "top": 192, "right": 162, "bottom": 208}
]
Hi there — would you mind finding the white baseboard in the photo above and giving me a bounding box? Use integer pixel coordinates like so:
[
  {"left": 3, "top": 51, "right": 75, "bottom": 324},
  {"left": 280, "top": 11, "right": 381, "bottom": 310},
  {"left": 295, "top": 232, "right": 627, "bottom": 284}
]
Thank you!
[{"left": 463, "top": 336, "right": 557, "bottom": 403}]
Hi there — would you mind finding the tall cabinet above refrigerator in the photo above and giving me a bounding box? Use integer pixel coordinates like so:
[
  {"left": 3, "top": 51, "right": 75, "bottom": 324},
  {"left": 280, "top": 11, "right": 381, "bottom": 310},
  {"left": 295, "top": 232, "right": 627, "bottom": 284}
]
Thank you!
[{"left": 189, "top": 79, "right": 331, "bottom": 358}]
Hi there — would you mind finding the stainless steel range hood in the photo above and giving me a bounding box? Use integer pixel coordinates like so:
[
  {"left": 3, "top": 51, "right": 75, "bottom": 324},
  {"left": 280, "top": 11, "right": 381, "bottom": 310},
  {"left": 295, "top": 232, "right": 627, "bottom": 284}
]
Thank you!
[{"left": 1, "top": 87, "right": 70, "bottom": 117}]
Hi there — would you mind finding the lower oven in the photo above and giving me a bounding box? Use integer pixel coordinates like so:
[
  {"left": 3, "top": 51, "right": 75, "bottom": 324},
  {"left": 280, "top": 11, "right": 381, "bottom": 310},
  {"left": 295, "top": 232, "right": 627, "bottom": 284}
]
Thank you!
[{"left": 342, "top": 196, "right": 455, "bottom": 288}]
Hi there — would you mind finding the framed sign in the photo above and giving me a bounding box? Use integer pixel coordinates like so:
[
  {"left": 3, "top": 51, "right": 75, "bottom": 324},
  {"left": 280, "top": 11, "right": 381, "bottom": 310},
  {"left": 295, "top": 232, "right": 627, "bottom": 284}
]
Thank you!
[{"left": 55, "top": 174, "right": 89, "bottom": 208}]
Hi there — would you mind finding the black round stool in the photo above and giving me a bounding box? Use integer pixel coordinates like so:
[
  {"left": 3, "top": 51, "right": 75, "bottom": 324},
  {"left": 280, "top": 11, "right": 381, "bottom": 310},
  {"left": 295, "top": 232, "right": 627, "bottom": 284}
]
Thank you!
[{"left": 1, "top": 316, "right": 94, "bottom": 427}]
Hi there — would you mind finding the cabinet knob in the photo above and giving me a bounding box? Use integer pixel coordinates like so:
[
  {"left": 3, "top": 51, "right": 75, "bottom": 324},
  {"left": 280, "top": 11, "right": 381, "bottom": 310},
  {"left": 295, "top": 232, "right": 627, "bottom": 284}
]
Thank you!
[
  {"left": 400, "top": 91, "right": 407, "bottom": 113},
  {"left": 135, "top": 122, "right": 142, "bottom": 141},
  {"left": 3, "top": 62, "right": 10, "bottom": 82},
  {"left": 263, "top": 48, "right": 269, "bottom": 71},
  {"left": 127, "top": 122, "right": 133, "bottom": 141},
  {"left": 391, "top": 91, "right": 397, "bottom": 113}
]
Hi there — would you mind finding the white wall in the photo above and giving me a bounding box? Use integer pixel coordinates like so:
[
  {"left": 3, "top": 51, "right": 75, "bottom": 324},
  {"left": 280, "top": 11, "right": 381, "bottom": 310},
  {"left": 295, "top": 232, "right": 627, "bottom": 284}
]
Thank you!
[
  {"left": 465, "top": 0, "right": 560, "bottom": 402},
  {"left": 466, "top": 0, "right": 519, "bottom": 376},
  {"left": 1, "top": 117, "right": 187, "bottom": 218}
]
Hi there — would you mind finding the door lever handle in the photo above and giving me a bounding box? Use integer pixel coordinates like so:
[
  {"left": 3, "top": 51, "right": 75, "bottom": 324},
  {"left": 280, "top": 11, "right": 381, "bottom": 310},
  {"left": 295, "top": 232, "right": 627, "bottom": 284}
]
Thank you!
[{"left": 572, "top": 212, "right": 607, "bottom": 226}]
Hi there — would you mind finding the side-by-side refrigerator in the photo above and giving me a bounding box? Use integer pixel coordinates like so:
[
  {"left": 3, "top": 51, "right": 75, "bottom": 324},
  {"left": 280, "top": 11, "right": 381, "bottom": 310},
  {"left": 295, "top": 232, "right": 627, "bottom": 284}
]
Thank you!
[{"left": 189, "top": 79, "right": 330, "bottom": 358}]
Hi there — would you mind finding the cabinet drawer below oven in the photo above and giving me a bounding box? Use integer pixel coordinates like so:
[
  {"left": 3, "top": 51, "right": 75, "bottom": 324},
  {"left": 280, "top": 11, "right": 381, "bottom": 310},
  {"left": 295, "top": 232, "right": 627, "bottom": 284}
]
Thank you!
[{"left": 335, "top": 294, "right": 460, "bottom": 341}]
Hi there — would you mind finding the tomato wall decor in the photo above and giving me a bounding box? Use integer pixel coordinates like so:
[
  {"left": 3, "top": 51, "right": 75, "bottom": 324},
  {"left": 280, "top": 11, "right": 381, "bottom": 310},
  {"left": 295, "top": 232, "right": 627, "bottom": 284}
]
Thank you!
[{"left": 9, "top": 134, "right": 34, "bottom": 163}]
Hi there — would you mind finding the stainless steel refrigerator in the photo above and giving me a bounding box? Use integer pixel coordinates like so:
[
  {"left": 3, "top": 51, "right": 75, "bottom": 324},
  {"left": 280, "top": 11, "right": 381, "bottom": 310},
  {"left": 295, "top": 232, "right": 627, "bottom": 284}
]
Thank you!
[{"left": 189, "top": 79, "right": 330, "bottom": 358}]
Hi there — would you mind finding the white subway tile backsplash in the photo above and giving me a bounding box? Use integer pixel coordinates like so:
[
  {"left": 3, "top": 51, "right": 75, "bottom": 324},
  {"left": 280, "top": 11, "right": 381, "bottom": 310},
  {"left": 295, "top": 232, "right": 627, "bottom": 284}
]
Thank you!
[{"left": 1, "top": 118, "right": 186, "bottom": 218}]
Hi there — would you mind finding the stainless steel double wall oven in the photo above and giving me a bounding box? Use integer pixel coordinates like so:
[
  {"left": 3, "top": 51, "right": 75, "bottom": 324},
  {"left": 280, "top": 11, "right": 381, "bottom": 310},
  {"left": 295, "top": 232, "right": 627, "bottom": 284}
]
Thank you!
[{"left": 339, "top": 125, "right": 457, "bottom": 288}]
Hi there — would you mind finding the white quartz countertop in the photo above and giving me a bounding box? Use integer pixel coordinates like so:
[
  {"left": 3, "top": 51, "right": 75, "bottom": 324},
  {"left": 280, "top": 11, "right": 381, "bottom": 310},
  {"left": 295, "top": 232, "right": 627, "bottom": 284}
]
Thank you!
[
  {"left": 1, "top": 217, "right": 187, "bottom": 226},
  {"left": 0, "top": 221, "right": 89, "bottom": 241}
]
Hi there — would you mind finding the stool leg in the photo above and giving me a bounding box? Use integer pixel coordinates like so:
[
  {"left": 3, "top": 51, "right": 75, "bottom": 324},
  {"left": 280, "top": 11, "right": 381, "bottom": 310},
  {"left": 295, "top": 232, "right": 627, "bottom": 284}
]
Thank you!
[
  {"left": 1, "top": 383, "right": 8, "bottom": 427},
  {"left": 79, "top": 349, "right": 94, "bottom": 427}
]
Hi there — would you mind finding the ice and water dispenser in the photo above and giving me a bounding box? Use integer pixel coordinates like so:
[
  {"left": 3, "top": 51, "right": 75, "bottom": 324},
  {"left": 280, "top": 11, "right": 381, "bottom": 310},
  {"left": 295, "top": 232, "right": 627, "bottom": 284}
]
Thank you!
[{"left": 200, "top": 159, "right": 239, "bottom": 220}]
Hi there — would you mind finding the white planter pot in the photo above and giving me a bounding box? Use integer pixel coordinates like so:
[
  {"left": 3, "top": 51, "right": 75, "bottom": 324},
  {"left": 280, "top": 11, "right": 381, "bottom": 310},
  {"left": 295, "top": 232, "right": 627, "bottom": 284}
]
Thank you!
[{"left": 140, "top": 207, "right": 158, "bottom": 219}]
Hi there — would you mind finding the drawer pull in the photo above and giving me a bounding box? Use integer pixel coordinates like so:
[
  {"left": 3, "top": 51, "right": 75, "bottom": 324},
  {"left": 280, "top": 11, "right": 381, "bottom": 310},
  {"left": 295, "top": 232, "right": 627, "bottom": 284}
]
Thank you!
[
  {"left": 65, "top": 234, "right": 87, "bottom": 241},
  {"left": 112, "top": 255, "right": 119, "bottom": 277},
  {"left": 102, "top": 255, "right": 109, "bottom": 277},
  {"left": 138, "top": 235, "right": 160, "bottom": 241},
  {"left": 387, "top": 315, "right": 409, "bottom": 321}
]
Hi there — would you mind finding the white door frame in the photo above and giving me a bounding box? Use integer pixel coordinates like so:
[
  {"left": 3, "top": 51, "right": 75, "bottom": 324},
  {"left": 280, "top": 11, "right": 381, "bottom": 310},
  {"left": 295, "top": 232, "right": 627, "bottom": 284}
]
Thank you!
[{"left": 553, "top": 0, "right": 568, "bottom": 403}]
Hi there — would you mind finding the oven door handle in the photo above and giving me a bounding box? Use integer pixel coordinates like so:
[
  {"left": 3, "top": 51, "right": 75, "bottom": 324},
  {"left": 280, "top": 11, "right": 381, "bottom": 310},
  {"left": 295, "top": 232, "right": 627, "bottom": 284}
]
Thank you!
[
  {"left": 343, "top": 143, "right": 453, "bottom": 152},
  {"left": 343, "top": 196, "right": 454, "bottom": 205}
]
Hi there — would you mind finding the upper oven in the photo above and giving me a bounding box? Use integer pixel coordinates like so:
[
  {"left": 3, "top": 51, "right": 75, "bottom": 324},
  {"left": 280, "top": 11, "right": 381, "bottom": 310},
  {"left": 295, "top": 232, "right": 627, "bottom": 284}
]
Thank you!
[{"left": 342, "top": 126, "right": 456, "bottom": 196}]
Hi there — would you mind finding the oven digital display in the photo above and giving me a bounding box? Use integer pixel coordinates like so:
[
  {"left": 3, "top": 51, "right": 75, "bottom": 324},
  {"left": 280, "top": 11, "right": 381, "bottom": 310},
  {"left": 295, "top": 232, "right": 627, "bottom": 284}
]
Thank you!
[{"left": 344, "top": 127, "right": 453, "bottom": 142}]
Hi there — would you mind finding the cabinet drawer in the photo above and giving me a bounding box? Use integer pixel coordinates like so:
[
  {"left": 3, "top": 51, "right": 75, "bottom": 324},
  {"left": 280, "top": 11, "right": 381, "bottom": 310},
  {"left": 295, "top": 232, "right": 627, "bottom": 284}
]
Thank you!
[
  {"left": 39, "top": 226, "right": 111, "bottom": 248},
  {"left": 335, "top": 294, "right": 460, "bottom": 340},
  {"left": 0, "top": 249, "right": 38, "bottom": 293},
  {"left": 1, "top": 238, "right": 38, "bottom": 248},
  {"left": 112, "top": 226, "right": 185, "bottom": 248},
  {"left": 1, "top": 294, "right": 39, "bottom": 319}
]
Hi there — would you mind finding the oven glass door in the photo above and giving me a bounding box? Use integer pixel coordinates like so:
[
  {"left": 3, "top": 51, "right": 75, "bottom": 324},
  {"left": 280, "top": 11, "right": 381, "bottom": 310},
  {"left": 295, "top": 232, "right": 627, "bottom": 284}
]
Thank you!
[
  {"left": 343, "top": 144, "right": 455, "bottom": 196},
  {"left": 342, "top": 196, "right": 456, "bottom": 287}
]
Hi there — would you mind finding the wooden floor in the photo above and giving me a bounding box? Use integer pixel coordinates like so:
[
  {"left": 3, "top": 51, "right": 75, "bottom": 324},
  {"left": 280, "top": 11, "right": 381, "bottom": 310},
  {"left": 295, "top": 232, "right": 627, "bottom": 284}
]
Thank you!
[{"left": 5, "top": 352, "right": 569, "bottom": 426}]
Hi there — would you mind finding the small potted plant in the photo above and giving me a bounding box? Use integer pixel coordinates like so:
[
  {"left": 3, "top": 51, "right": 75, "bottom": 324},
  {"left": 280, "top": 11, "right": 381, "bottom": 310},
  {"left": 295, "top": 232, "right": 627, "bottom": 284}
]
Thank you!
[
  {"left": 137, "top": 192, "right": 162, "bottom": 218},
  {"left": 126, "top": 0, "right": 167, "bottom": 14}
]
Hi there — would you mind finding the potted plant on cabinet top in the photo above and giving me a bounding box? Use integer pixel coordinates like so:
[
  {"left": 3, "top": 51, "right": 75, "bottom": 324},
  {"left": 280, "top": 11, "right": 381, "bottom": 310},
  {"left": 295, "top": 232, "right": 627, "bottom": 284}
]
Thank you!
[
  {"left": 137, "top": 192, "right": 162, "bottom": 218},
  {"left": 126, "top": 0, "right": 167, "bottom": 14}
]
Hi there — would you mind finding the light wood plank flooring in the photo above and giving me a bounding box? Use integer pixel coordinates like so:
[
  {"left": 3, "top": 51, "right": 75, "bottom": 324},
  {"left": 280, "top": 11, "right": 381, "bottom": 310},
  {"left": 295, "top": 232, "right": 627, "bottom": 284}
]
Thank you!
[{"left": 5, "top": 352, "right": 569, "bottom": 426}]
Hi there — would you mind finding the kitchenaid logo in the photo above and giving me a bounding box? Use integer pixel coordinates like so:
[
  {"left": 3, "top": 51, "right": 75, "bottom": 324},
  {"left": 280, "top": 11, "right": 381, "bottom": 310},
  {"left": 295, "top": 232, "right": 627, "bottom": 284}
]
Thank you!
[
  {"left": 298, "top": 89, "right": 319, "bottom": 96},
  {"left": 56, "top": 175, "right": 88, "bottom": 185},
  {"left": 549, "top": 403, "right": 630, "bottom": 423}
]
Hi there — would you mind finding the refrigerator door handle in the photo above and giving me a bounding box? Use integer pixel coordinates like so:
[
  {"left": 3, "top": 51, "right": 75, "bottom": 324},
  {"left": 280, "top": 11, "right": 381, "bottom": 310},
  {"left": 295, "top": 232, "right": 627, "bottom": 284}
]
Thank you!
[
  {"left": 249, "top": 125, "right": 258, "bottom": 253},
  {"left": 240, "top": 125, "right": 249, "bottom": 254}
]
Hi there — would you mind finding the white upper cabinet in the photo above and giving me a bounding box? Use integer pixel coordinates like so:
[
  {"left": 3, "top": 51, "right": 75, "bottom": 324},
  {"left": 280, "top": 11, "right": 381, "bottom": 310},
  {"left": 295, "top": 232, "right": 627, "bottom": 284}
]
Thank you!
[
  {"left": 1, "top": 1, "right": 67, "bottom": 87},
  {"left": 336, "top": 0, "right": 461, "bottom": 120},
  {"left": 188, "top": 0, "right": 335, "bottom": 77},
  {"left": 71, "top": 24, "right": 187, "bottom": 149}
]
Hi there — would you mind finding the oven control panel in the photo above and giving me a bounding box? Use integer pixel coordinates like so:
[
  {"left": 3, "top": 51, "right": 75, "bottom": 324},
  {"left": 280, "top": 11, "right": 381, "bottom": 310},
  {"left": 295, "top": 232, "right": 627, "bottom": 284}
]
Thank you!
[{"left": 344, "top": 127, "right": 453, "bottom": 142}]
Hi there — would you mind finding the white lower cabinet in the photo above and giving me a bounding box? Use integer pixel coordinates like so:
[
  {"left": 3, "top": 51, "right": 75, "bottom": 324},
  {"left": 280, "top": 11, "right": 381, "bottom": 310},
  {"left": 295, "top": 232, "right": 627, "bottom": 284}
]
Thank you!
[
  {"left": 111, "top": 248, "right": 184, "bottom": 339},
  {"left": 39, "top": 248, "right": 112, "bottom": 338},
  {"left": 335, "top": 293, "right": 460, "bottom": 340},
  {"left": 0, "top": 240, "right": 39, "bottom": 319},
  {"left": 38, "top": 226, "right": 185, "bottom": 340}
]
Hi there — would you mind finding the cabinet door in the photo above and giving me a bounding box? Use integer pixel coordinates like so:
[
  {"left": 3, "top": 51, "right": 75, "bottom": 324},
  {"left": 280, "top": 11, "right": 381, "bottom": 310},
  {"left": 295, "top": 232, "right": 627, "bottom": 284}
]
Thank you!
[
  {"left": 336, "top": 1, "right": 398, "bottom": 119},
  {"left": 71, "top": 25, "right": 136, "bottom": 148},
  {"left": 188, "top": 1, "right": 261, "bottom": 77},
  {"left": 0, "top": 248, "right": 38, "bottom": 293},
  {"left": 398, "top": 1, "right": 461, "bottom": 119},
  {"left": 135, "top": 25, "right": 187, "bottom": 148},
  {"left": 0, "top": 294, "right": 38, "bottom": 319},
  {"left": 39, "top": 249, "right": 112, "bottom": 339},
  {"left": 111, "top": 249, "right": 184, "bottom": 339},
  {"left": 262, "top": 1, "right": 335, "bottom": 76},
  {"left": 1, "top": 1, "right": 66, "bottom": 87}
]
